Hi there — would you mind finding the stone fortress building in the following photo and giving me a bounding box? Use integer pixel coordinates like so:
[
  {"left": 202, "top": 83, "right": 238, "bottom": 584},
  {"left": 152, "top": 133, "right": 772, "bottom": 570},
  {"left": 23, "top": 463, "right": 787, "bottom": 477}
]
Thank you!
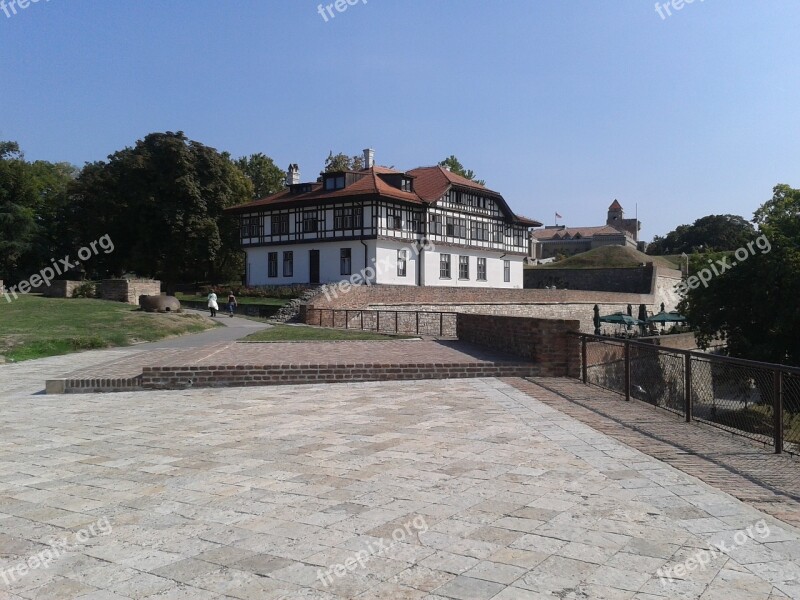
[{"left": 529, "top": 200, "right": 643, "bottom": 260}]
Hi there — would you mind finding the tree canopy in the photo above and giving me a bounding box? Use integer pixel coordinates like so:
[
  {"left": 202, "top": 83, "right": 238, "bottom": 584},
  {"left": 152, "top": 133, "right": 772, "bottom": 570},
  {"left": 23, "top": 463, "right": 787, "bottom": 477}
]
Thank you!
[
  {"left": 69, "top": 131, "right": 252, "bottom": 283},
  {"left": 319, "top": 151, "right": 364, "bottom": 178},
  {"left": 647, "top": 214, "right": 756, "bottom": 255},
  {"left": 679, "top": 185, "right": 800, "bottom": 365},
  {"left": 234, "top": 153, "right": 285, "bottom": 199},
  {"left": 438, "top": 155, "right": 485, "bottom": 185}
]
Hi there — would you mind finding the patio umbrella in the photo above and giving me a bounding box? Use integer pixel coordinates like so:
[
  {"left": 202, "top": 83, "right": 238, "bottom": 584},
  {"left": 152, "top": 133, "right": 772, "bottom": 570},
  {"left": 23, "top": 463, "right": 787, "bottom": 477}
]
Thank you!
[
  {"left": 647, "top": 311, "right": 686, "bottom": 324},
  {"left": 599, "top": 312, "right": 645, "bottom": 326}
]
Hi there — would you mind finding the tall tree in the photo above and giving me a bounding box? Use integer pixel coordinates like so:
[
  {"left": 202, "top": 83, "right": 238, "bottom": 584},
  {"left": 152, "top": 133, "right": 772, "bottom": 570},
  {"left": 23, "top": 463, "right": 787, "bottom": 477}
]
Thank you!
[
  {"left": 234, "top": 153, "right": 285, "bottom": 199},
  {"left": 438, "top": 155, "right": 485, "bottom": 185},
  {"left": 647, "top": 214, "right": 756, "bottom": 255},
  {"left": 679, "top": 185, "right": 800, "bottom": 365},
  {"left": 321, "top": 151, "right": 364, "bottom": 177},
  {"left": 69, "top": 131, "right": 252, "bottom": 283},
  {"left": 0, "top": 142, "right": 38, "bottom": 282}
]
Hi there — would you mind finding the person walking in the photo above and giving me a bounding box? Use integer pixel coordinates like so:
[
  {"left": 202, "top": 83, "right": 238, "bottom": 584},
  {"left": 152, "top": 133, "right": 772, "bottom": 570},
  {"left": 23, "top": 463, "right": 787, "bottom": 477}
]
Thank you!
[
  {"left": 227, "top": 291, "right": 237, "bottom": 318},
  {"left": 207, "top": 289, "right": 218, "bottom": 317}
]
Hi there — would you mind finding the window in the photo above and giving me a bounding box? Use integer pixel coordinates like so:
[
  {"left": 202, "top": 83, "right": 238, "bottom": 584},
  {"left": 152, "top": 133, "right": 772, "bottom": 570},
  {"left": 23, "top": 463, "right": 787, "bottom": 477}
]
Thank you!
[
  {"left": 513, "top": 228, "right": 524, "bottom": 247},
  {"left": 446, "top": 217, "right": 467, "bottom": 238},
  {"left": 241, "top": 216, "right": 261, "bottom": 238},
  {"left": 397, "top": 249, "right": 408, "bottom": 277},
  {"left": 268, "top": 252, "right": 278, "bottom": 278},
  {"left": 471, "top": 222, "right": 490, "bottom": 241},
  {"left": 271, "top": 213, "right": 289, "bottom": 235},
  {"left": 429, "top": 214, "right": 443, "bottom": 235},
  {"left": 340, "top": 248, "right": 352, "bottom": 275},
  {"left": 334, "top": 206, "right": 363, "bottom": 230},
  {"left": 493, "top": 223, "right": 505, "bottom": 243},
  {"left": 401, "top": 178, "right": 412, "bottom": 192},
  {"left": 324, "top": 175, "right": 345, "bottom": 191},
  {"left": 459, "top": 256, "right": 469, "bottom": 280},
  {"left": 440, "top": 254, "right": 451, "bottom": 279},
  {"left": 387, "top": 207, "right": 402, "bottom": 230},
  {"left": 477, "top": 257, "right": 487, "bottom": 281},
  {"left": 283, "top": 251, "right": 293, "bottom": 277},
  {"left": 504, "top": 259, "right": 511, "bottom": 283},
  {"left": 407, "top": 213, "right": 422, "bottom": 233},
  {"left": 303, "top": 211, "right": 318, "bottom": 233}
]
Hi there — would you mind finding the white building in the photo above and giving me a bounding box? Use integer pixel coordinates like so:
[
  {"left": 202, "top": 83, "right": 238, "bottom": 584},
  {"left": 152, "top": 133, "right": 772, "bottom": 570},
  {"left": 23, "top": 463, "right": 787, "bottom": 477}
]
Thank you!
[{"left": 227, "top": 150, "right": 540, "bottom": 288}]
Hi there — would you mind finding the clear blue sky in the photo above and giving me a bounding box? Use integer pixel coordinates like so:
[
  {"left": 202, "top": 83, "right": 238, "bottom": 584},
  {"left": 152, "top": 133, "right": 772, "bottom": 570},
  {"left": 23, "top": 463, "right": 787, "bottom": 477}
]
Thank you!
[{"left": 2, "top": 0, "right": 798, "bottom": 241}]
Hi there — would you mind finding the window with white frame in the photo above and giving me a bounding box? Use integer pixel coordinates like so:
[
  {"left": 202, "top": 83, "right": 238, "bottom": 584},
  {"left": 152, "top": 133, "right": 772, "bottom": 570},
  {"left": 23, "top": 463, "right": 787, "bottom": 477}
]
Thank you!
[
  {"left": 271, "top": 213, "right": 289, "bottom": 235},
  {"left": 459, "top": 255, "right": 469, "bottom": 280},
  {"left": 340, "top": 248, "right": 352, "bottom": 275},
  {"left": 334, "top": 206, "right": 363, "bottom": 230},
  {"left": 397, "top": 249, "right": 408, "bottom": 277},
  {"left": 268, "top": 252, "right": 278, "bottom": 278},
  {"left": 440, "top": 254, "right": 451, "bottom": 279},
  {"left": 504, "top": 259, "right": 511, "bottom": 282},
  {"left": 283, "top": 251, "right": 293, "bottom": 277},
  {"left": 387, "top": 207, "right": 402, "bottom": 230},
  {"left": 477, "top": 257, "right": 487, "bottom": 281},
  {"left": 302, "top": 211, "right": 318, "bottom": 233}
]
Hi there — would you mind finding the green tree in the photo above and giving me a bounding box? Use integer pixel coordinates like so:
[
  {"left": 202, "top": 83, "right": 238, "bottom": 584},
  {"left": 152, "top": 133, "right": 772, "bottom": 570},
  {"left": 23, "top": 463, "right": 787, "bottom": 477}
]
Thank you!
[
  {"left": 679, "top": 185, "right": 800, "bottom": 365},
  {"left": 647, "top": 214, "right": 756, "bottom": 255},
  {"left": 0, "top": 142, "right": 39, "bottom": 282},
  {"left": 320, "top": 151, "right": 364, "bottom": 177},
  {"left": 234, "top": 153, "right": 285, "bottom": 199},
  {"left": 69, "top": 131, "right": 252, "bottom": 284},
  {"left": 438, "top": 155, "right": 485, "bottom": 185}
]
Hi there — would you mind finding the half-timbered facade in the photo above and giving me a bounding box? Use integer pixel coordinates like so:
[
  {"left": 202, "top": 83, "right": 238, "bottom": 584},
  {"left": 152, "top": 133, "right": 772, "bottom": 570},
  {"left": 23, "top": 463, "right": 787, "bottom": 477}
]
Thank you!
[{"left": 226, "top": 152, "right": 541, "bottom": 288}]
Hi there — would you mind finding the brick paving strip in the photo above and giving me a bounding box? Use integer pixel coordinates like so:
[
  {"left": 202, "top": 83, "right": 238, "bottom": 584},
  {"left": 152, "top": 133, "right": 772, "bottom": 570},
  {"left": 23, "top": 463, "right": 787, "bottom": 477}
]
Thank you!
[
  {"left": 45, "top": 340, "right": 539, "bottom": 393},
  {"left": 506, "top": 377, "right": 800, "bottom": 529}
]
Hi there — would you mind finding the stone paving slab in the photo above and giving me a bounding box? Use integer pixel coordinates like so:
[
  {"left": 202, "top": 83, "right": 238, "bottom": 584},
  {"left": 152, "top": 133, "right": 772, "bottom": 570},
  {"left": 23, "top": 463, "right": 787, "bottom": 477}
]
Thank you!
[
  {"left": 2, "top": 362, "right": 800, "bottom": 598},
  {"left": 508, "top": 377, "right": 800, "bottom": 529}
]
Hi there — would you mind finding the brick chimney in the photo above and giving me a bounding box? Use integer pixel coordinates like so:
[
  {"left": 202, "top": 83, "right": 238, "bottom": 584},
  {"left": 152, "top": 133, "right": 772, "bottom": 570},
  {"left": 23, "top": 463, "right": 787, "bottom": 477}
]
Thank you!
[
  {"left": 363, "top": 148, "right": 374, "bottom": 169},
  {"left": 286, "top": 164, "right": 300, "bottom": 186}
]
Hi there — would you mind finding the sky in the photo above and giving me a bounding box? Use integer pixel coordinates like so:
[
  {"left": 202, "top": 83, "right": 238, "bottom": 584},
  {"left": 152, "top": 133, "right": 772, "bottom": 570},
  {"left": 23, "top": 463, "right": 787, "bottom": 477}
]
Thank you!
[{"left": 2, "top": 0, "right": 799, "bottom": 242}]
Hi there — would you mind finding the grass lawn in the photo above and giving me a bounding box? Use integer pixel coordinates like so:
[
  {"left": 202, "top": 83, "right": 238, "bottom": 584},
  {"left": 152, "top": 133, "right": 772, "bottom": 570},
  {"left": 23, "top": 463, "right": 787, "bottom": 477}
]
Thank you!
[
  {"left": 244, "top": 324, "right": 410, "bottom": 342},
  {"left": 0, "top": 295, "right": 215, "bottom": 361},
  {"left": 175, "top": 293, "right": 288, "bottom": 306}
]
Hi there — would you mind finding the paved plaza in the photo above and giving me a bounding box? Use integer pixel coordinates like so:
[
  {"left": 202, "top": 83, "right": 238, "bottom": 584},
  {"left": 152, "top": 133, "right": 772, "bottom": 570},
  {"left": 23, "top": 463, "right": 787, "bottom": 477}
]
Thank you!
[{"left": 1, "top": 351, "right": 800, "bottom": 599}]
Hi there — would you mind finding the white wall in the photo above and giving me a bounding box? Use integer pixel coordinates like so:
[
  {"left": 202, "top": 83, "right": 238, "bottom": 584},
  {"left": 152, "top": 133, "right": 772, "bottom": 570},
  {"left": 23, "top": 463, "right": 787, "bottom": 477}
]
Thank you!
[
  {"left": 246, "top": 240, "right": 374, "bottom": 286},
  {"left": 421, "top": 246, "right": 524, "bottom": 288},
  {"left": 246, "top": 240, "right": 524, "bottom": 288}
]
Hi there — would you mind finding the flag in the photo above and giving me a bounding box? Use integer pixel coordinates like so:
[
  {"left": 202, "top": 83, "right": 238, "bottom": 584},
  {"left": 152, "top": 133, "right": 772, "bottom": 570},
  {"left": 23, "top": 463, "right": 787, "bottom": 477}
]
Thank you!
[{"left": 555, "top": 212, "right": 563, "bottom": 219}]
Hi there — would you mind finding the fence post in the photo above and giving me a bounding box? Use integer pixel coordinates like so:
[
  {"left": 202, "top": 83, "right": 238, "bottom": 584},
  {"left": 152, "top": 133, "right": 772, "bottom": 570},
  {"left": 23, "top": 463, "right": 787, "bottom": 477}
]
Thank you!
[
  {"left": 774, "top": 370, "right": 784, "bottom": 454},
  {"left": 395, "top": 311, "right": 399, "bottom": 334},
  {"left": 360, "top": 310, "right": 363, "bottom": 330},
  {"left": 684, "top": 353, "right": 692, "bottom": 422},
  {"left": 581, "top": 336, "right": 587, "bottom": 384},
  {"left": 416, "top": 311, "right": 420, "bottom": 335},
  {"left": 624, "top": 340, "right": 631, "bottom": 401},
  {"left": 440, "top": 312, "right": 444, "bottom": 337},
  {"left": 345, "top": 310, "right": 349, "bottom": 329}
]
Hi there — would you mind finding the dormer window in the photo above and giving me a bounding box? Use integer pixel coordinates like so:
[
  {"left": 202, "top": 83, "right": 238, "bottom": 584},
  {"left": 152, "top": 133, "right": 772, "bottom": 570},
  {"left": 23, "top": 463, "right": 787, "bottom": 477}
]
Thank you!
[
  {"left": 401, "top": 178, "right": 412, "bottom": 192},
  {"left": 324, "top": 175, "right": 346, "bottom": 191}
]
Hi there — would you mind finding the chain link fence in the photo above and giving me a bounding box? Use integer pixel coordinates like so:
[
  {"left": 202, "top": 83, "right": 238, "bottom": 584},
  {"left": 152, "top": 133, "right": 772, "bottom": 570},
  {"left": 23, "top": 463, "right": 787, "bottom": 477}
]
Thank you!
[{"left": 578, "top": 333, "right": 800, "bottom": 455}]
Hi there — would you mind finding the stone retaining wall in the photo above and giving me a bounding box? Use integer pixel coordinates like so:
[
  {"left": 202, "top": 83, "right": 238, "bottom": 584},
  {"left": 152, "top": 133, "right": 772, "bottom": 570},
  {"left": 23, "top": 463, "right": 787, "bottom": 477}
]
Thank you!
[{"left": 100, "top": 279, "right": 161, "bottom": 304}]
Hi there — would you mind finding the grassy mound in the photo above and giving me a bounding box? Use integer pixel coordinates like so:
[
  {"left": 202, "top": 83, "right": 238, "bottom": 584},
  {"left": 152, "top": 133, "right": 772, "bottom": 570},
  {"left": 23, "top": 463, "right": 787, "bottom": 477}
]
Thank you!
[{"left": 530, "top": 246, "right": 681, "bottom": 270}]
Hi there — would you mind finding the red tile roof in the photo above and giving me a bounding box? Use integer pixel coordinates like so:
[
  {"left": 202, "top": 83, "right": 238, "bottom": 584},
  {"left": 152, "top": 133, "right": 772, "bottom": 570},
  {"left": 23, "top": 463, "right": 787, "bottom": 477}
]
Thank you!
[
  {"left": 226, "top": 164, "right": 541, "bottom": 226},
  {"left": 608, "top": 199, "right": 623, "bottom": 210}
]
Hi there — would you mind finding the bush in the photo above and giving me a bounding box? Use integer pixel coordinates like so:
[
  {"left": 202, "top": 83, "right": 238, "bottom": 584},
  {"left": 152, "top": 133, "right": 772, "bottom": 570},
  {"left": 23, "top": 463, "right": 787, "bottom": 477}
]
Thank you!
[
  {"left": 71, "top": 282, "right": 97, "bottom": 298},
  {"left": 197, "top": 284, "right": 313, "bottom": 299}
]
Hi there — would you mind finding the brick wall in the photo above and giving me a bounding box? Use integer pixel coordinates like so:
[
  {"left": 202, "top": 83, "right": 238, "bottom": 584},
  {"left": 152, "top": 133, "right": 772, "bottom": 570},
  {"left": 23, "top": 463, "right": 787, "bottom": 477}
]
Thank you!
[
  {"left": 306, "top": 268, "right": 682, "bottom": 334},
  {"left": 456, "top": 314, "right": 580, "bottom": 377},
  {"left": 100, "top": 279, "right": 161, "bottom": 304}
]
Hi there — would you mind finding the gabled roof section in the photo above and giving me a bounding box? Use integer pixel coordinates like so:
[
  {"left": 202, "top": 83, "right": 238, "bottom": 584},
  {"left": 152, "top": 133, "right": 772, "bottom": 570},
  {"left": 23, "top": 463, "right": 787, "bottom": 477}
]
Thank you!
[
  {"left": 408, "top": 166, "right": 541, "bottom": 227},
  {"left": 225, "top": 166, "right": 423, "bottom": 213},
  {"left": 608, "top": 199, "right": 623, "bottom": 211}
]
